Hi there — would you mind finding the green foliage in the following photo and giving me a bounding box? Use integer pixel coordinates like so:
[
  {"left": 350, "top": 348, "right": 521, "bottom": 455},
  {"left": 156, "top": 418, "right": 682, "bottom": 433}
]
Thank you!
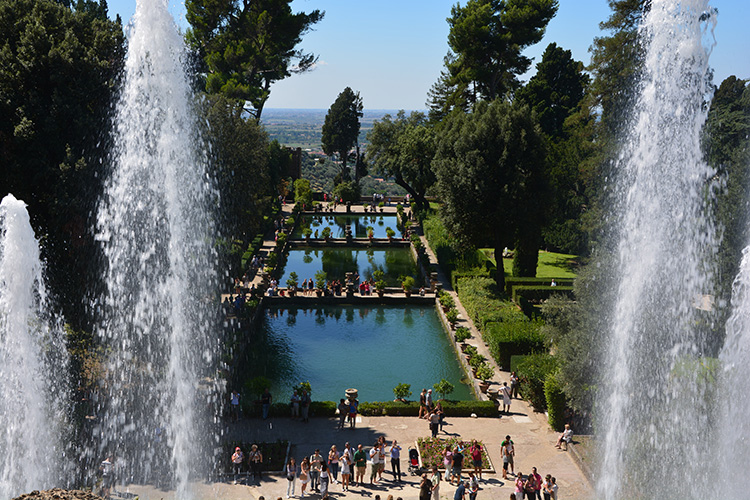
[
  {"left": 244, "top": 376, "right": 272, "bottom": 400},
  {"left": 433, "top": 99, "right": 547, "bottom": 290},
  {"left": 320, "top": 227, "right": 332, "bottom": 239},
  {"left": 401, "top": 275, "right": 416, "bottom": 290},
  {"left": 463, "top": 345, "right": 478, "bottom": 358},
  {"left": 454, "top": 326, "right": 471, "bottom": 342},
  {"left": 433, "top": 378, "right": 455, "bottom": 399},
  {"left": 185, "top": 0, "right": 323, "bottom": 120},
  {"left": 321, "top": 87, "right": 363, "bottom": 178},
  {"left": 516, "top": 353, "right": 558, "bottom": 410},
  {"left": 411, "top": 234, "right": 423, "bottom": 251},
  {"left": 357, "top": 400, "right": 496, "bottom": 417},
  {"left": 423, "top": 212, "right": 483, "bottom": 281},
  {"left": 332, "top": 180, "right": 360, "bottom": 203},
  {"left": 314, "top": 270, "right": 327, "bottom": 289},
  {"left": 294, "top": 178, "right": 314, "bottom": 206},
  {"left": 445, "top": 308, "right": 459, "bottom": 326},
  {"left": 503, "top": 276, "right": 575, "bottom": 295},
  {"left": 266, "top": 252, "right": 278, "bottom": 269},
  {"left": 512, "top": 285, "right": 574, "bottom": 304},
  {"left": 393, "top": 383, "right": 412, "bottom": 400},
  {"left": 286, "top": 271, "right": 299, "bottom": 289},
  {"left": 438, "top": 291, "right": 455, "bottom": 309},
  {"left": 485, "top": 319, "right": 546, "bottom": 370},
  {"left": 545, "top": 372, "right": 567, "bottom": 432},
  {"left": 476, "top": 363, "right": 494, "bottom": 382},
  {"left": 302, "top": 227, "right": 313, "bottom": 238},
  {"left": 295, "top": 380, "right": 312, "bottom": 396},
  {"left": 468, "top": 353, "right": 486, "bottom": 370},
  {"left": 276, "top": 231, "right": 287, "bottom": 247},
  {"left": 456, "top": 277, "right": 526, "bottom": 332},
  {"left": 386, "top": 227, "right": 396, "bottom": 239}
]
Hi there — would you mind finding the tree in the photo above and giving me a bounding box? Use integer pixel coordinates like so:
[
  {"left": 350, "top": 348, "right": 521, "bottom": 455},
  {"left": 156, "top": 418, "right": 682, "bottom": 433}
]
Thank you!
[
  {"left": 429, "top": 0, "right": 557, "bottom": 116},
  {"left": 321, "top": 87, "right": 363, "bottom": 183},
  {"left": 185, "top": 0, "right": 323, "bottom": 120},
  {"left": 433, "top": 99, "right": 546, "bottom": 290},
  {"left": 366, "top": 111, "right": 436, "bottom": 211},
  {"left": 0, "top": 0, "right": 125, "bottom": 328}
]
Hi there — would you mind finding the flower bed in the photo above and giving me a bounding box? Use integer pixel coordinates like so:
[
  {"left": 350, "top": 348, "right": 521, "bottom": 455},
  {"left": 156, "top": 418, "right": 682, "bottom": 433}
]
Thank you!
[{"left": 416, "top": 437, "right": 493, "bottom": 471}]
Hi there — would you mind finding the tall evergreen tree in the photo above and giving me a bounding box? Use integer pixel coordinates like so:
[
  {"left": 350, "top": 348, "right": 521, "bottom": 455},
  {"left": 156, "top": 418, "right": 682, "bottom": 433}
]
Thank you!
[{"left": 321, "top": 87, "right": 363, "bottom": 184}]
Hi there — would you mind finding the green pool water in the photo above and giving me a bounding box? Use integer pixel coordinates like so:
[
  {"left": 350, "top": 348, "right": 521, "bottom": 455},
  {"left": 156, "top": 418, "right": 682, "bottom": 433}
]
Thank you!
[
  {"left": 292, "top": 214, "right": 400, "bottom": 239},
  {"left": 279, "top": 247, "right": 418, "bottom": 286},
  {"left": 237, "top": 304, "right": 474, "bottom": 403}
]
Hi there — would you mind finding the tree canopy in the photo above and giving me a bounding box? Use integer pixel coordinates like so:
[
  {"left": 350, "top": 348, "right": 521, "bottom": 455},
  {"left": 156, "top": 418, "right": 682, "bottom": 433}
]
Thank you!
[
  {"left": 321, "top": 87, "right": 363, "bottom": 183},
  {"left": 185, "top": 0, "right": 323, "bottom": 120},
  {"left": 366, "top": 111, "right": 436, "bottom": 211}
]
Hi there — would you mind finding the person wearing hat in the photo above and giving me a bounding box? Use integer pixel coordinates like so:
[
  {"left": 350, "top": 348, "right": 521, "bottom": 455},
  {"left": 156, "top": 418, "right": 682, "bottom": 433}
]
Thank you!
[{"left": 232, "top": 447, "right": 244, "bottom": 484}]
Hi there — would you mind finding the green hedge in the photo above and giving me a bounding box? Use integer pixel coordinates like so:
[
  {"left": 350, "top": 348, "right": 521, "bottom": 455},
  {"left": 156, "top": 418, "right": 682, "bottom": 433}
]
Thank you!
[
  {"left": 422, "top": 214, "right": 482, "bottom": 280},
  {"left": 241, "top": 401, "right": 337, "bottom": 418},
  {"left": 358, "top": 400, "right": 497, "bottom": 417},
  {"left": 456, "top": 277, "right": 526, "bottom": 332},
  {"left": 544, "top": 373, "right": 566, "bottom": 432},
  {"left": 517, "top": 353, "right": 558, "bottom": 411},
  {"left": 512, "top": 285, "right": 574, "bottom": 304},
  {"left": 504, "top": 277, "right": 575, "bottom": 296},
  {"left": 451, "top": 268, "right": 490, "bottom": 292},
  {"left": 484, "top": 320, "right": 545, "bottom": 370}
]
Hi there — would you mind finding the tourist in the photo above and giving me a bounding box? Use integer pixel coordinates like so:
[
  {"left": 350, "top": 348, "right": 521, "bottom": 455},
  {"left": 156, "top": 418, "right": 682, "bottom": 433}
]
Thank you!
[
  {"left": 309, "top": 449, "right": 323, "bottom": 492},
  {"left": 501, "top": 381, "right": 512, "bottom": 414},
  {"left": 450, "top": 446, "right": 464, "bottom": 485},
  {"left": 354, "top": 444, "right": 367, "bottom": 486},
  {"left": 530, "top": 467, "right": 542, "bottom": 500},
  {"left": 555, "top": 424, "right": 573, "bottom": 449},
  {"left": 290, "top": 390, "right": 300, "bottom": 419},
  {"left": 454, "top": 480, "right": 467, "bottom": 500},
  {"left": 230, "top": 390, "right": 240, "bottom": 422},
  {"left": 338, "top": 399, "right": 349, "bottom": 429},
  {"left": 510, "top": 372, "right": 519, "bottom": 399},
  {"left": 430, "top": 464, "right": 441, "bottom": 500},
  {"left": 301, "top": 279, "right": 308, "bottom": 295},
  {"left": 435, "top": 401, "right": 446, "bottom": 431},
  {"left": 469, "top": 440, "right": 483, "bottom": 480},
  {"left": 369, "top": 441, "right": 381, "bottom": 484},
  {"left": 300, "top": 390, "right": 311, "bottom": 423},
  {"left": 542, "top": 474, "right": 554, "bottom": 500},
  {"left": 523, "top": 473, "right": 537, "bottom": 500},
  {"left": 501, "top": 435, "right": 515, "bottom": 478},
  {"left": 377, "top": 436, "right": 387, "bottom": 481},
  {"left": 468, "top": 472, "right": 479, "bottom": 500},
  {"left": 340, "top": 443, "right": 352, "bottom": 492},
  {"left": 319, "top": 462, "right": 330, "bottom": 499},
  {"left": 231, "top": 447, "right": 244, "bottom": 484},
  {"left": 286, "top": 457, "right": 297, "bottom": 498},
  {"left": 443, "top": 445, "right": 453, "bottom": 482},
  {"left": 248, "top": 444, "right": 263, "bottom": 486},
  {"left": 551, "top": 477, "right": 558, "bottom": 500},
  {"left": 419, "top": 474, "right": 432, "bottom": 500},
  {"left": 99, "top": 456, "right": 114, "bottom": 499},
  {"left": 429, "top": 409, "right": 440, "bottom": 438},
  {"left": 299, "top": 456, "right": 310, "bottom": 497},
  {"left": 426, "top": 389, "right": 434, "bottom": 412},
  {"left": 419, "top": 389, "right": 428, "bottom": 419},
  {"left": 328, "top": 445, "right": 340, "bottom": 484},
  {"left": 348, "top": 398, "right": 358, "bottom": 428},
  {"left": 390, "top": 439, "right": 402, "bottom": 482},
  {"left": 514, "top": 472, "right": 525, "bottom": 499}
]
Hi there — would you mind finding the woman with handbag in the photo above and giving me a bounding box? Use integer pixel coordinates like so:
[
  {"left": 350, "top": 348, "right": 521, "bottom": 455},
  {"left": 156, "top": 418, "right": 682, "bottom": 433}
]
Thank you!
[{"left": 286, "top": 457, "right": 297, "bottom": 498}]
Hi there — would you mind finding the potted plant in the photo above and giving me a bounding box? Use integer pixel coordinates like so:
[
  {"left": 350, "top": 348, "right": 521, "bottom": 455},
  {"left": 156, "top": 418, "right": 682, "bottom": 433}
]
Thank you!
[
  {"left": 302, "top": 227, "right": 312, "bottom": 242},
  {"left": 433, "top": 378, "right": 454, "bottom": 400},
  {"left": 468, "top": 354, "right": 487, "bottom": 374},
  {"left": 445, "top": 308, "right": 459, "bottom": 329},
  {"left": 373, "top": 270, "right": 386, "bottom": 297},
  {"left": 386, "top": 227, "right": 396, "bottom": 242},
  {"left": 401, "top": 275, "right": 415, "bottom": 297},
  {"left": 378, "top": 201, "right": 385, "bottom": 212},
  {"left": 476, "top": 364, "right": 494, "bottom": 393},
  {"left": 321, "top": 227, "right": 332, "bottom": 241},
  {"left": 410, "top": 234, "right": 423, "bottom": 252},
  {"left": 454, "top": 326, "right": 471, "bottom": 343},
  {"left": 286, "top": 271, "right": 299, "bottom": 297},
  {"left": 366, "top": 226, "right": 374, "bottom": 240},
  {"left": 393, "top": 383, "right": 412, "bottom": 402},
  {"left": 438, "top": 292, "right": 454, "bottom": 311},
  {"left": 314, "top": 270, "right": 327, "bottom": 296},
  {"left": 464, "top": 345, "right": 478, "bottom": 361}
]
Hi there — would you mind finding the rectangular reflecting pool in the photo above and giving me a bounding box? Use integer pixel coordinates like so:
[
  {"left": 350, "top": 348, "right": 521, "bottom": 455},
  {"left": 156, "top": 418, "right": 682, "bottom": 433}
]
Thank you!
[
  {"left": 279, "top": 247, "right": 418, "bottom": 286},
  {"left": 292, "top": 214, "right": 400, "bottom": 239},
  {"left": 240, "top": 305, "right": 474, "bottom": 403}
]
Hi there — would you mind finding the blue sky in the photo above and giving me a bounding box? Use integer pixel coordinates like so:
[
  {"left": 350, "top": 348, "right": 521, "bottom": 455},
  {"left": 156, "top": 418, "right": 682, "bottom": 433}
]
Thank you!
[{"left": 108, "top": 0, "right": 750, "bottom": 110}]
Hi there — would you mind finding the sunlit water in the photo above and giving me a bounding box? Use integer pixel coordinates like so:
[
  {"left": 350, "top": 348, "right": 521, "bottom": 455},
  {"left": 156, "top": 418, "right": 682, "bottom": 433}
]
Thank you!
[
  {"left": 93, "top": 0, "right": 219, "bottom": 495},
  {"left": 598, "top": 1, "right": 718, "bottom": 498},
  {"left": 0, "top": 195, "right": 70, "bottom": 498}
]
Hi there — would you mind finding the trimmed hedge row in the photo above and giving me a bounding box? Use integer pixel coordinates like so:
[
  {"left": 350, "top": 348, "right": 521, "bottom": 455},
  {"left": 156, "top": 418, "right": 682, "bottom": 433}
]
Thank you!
[
  {"left": 504, "top": 277, "right": 575, "bottom": 296},
  {"left": 512, "top": 285, "right": 574, "bottom": 304},
  {"left": 544, "top": 374, "right": 566, "bottom": 432},
  {"left": 243, "top": 400, "right": 496, "bottom": 418},
  {"left": 484, "top": 320, "right": 545, "bottom": 370},
  {"left": 516, "top": 353, "right": 558, "bottom": 411},
  {"left": 423, "top": 214, "right": 482, "bottom": 280},
  {"left": 456, "top": 277, "right": 526, "bottom": 332}
]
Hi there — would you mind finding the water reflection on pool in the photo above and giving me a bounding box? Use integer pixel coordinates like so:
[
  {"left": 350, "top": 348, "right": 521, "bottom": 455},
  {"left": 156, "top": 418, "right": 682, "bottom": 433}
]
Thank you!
[
  {"left": 292, "top": 214, "right": 400, "bottom": 239},
  {"left": 243, "top": 305, "right": 474, "bottom": 403}
]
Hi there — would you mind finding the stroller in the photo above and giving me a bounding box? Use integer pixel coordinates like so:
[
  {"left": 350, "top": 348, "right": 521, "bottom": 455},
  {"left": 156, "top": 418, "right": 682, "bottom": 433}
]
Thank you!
[{"left": 408, "top": 447, "right": 423, "bottom": 475}]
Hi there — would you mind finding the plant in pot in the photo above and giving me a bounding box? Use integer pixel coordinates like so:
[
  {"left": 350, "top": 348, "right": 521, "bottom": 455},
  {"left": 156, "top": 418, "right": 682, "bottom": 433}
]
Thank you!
[
  {"left": 321, "top": 226, "right": 332, "bottom": 241},
  {"left": 302, "top": 227, "right": 312, "bottom": 242},
  {"left": 464, "top": 344, "right": 478, "bottom": 361},
  {"left": 286, "top": 271, "right": 299, "bottom": 296},
  {"left": 378, "top": 201, "right": 385, "bottom": 212},
  {"left": 393, "top": 383, "right": 412, "bottom": 402},
  {"left": 476, "top": 363, "right": 495, "bottom": 393},
  {"left": 438, "top": 292, "right": 454, "bottom": 311},
  {"left": 366, "top": 226, "right": 374, "bottom": 240},
  {"left": 314, "top": 270, "right": 327, "bottom": 296},
  {"left": 401, "top": 275, "right": 415, "bottom": 297},
  {"left": 373, "top": 270, "right": 386, "bottom": 297},
  {"left": 468, "top": 354, "right": 487, "bottom": 375},
  {"left": 445, "top": 308, "right": 459, "bottom": 329},
  {"left": 385, "top": 227, "right": 396, "bottom": 242},
  {"left": 410, "top": 234, "right": 423, "bottom": 252},
  {"left": 433, "top": 378, "right": 454, "bottom": 400},
  {"left": 455, "top": 326, "right": 471, "bottom": 343}
]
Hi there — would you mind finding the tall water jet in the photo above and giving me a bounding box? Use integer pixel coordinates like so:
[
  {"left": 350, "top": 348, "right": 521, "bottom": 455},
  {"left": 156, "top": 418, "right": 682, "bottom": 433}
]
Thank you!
[
  {"left": 0, "top": 194, "right": 70, "bottom": 498},
  {"left": 598, "top": 1, "right": 718, "bottom": 498},
  {"left": 95, "top": 0, "right": 219, "bottom": 495}
]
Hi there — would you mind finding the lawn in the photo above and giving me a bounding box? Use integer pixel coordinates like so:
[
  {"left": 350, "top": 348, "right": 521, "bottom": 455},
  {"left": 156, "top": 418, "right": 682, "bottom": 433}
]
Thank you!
[{"left": 480, "top": 249, "right": 579, "bottom": 279}]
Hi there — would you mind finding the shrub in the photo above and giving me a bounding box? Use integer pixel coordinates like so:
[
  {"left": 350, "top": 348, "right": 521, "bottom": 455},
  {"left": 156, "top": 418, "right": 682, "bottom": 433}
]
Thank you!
[
  {"left": 463, "top": 345, "right": 478, "bottom": 358},
  {"left": 309, "top": 400, "right": 337, "bottom": 417},
  {"left": 266, "top": 252, "right": 278, "bottom": 269},
  {"left": 321, "top": 227, "right": 332, "bottom": 239},
  {"left": 402, "top": 275, "right": 415, "bottom": 291},
  {"left": 504, "top": 277, "right": 575, "bottom": 296},
  {"left": 276, "top": 231, "right": 287, "bottom": 247},
  {"left": 456, "top": 277, "right": 526, "bottom": 332},
  {"left": 445, "top": 308, "right": 459, "bottom": 326},
  {"left": 512, "top": 285, "right": 575, "bottom": 304},
  {"left": 333, "top": 180, "right": 360, "bottom": 202},
  {"left": 386, "top": 227, "right": 396, "bottom": 238},
  {"left": 455, "top": 326, "right": 471, "bottom": 342},
  {"left": 410, "top": 234, "right": 423, "bottom": 251},
  {"left": 286, "top": 271, "right": 299, "bottom": 289},
  {"left": 356, "top": 400, "right": 496, "bottom": 417},
  {"left": 286, "top": 216, "right": 296, "bottom": 227},
  {"left": 314, "top": 270, "right": 327, "bottom": 289},
  {"left": 468, "top": 354, "right": 486, "bottom": 370},
  {"left": 438, "top": 291, "right": 455, "bottom": 310},
  {"left": 476, "top": 363, "right": 494, "bottom": 382},
  {"left": 393, "top": 383, "right": 412, "bottom": 400},
  {"left": 484, "top": 319, "right": 546, "bottom": 370},
  {"left": 516, "top": 353, "right": 558, "bottom": 410},
  {"left": 302, "top": 227, "right": 313, "bottom": 238},
  {"left": 433, "top": 378, "right": 455, "bottom": 399},
  {"left": 294, "top": 178, "right": 313, "bottom": 206},
  {"left": 545, "top": 372, "right": 567, "bottom": 431}
]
